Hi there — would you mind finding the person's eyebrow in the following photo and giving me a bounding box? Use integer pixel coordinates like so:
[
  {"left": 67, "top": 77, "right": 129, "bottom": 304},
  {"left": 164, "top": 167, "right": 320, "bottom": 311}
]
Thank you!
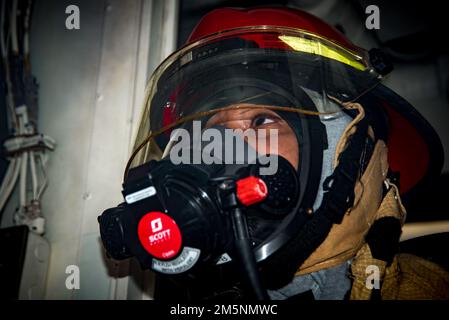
[
  {"left": 206, "top": 107, "right": 253, "bottom": 123},
  {"left": 206, "top": 105, "right": 278, "bottom": 127}
]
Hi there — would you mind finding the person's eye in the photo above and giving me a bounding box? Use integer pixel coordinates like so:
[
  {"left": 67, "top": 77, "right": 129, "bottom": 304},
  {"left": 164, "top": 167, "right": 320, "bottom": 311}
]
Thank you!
[{"left": 252, "top": 115, "right": 277, "bottom": 127}]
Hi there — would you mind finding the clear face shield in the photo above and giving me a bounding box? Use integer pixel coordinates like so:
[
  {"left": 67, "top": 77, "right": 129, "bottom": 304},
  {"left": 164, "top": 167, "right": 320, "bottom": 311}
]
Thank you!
[{"left": 126, "top": 27, "right": 381, "bottom": 177}]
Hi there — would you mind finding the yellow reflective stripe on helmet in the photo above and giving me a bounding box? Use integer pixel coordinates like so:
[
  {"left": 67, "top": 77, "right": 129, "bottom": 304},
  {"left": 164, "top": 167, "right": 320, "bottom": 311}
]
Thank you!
[{"left": 279, "top": 35, "right": 366, "bottom": 71}]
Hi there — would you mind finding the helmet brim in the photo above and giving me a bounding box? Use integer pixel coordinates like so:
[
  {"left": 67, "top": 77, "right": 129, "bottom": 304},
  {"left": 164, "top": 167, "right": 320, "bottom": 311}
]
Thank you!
[{"left": 361, "top": 84, "right": 444, "bottom": 196}]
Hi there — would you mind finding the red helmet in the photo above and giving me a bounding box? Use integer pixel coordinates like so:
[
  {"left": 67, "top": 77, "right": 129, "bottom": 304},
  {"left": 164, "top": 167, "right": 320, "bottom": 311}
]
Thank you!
[
  {"left": 131, "top": 7, "right": 443, "bottom": 196},
  {"left": 185, "top": 7, "right": 444, "bottom": 195},
  {"left": 188, "top": 7, "right": 358, "bottom": 51}
]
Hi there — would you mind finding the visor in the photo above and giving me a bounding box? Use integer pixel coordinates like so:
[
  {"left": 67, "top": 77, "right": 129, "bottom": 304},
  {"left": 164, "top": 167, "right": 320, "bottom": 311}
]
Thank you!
[{"left": 127, "top": 27, "right": 382, "bottom": 176}]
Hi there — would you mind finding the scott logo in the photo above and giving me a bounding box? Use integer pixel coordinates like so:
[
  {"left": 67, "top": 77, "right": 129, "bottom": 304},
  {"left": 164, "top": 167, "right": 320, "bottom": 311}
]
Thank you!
[
  {"left": 149, "top": 229, "right": 171, "bottom": 244},
  {"left": 151, "top": 217, "right": 163, "bottom": 232},
  {"left": 138, "top": 212, "right": 182, "bottom": 259}
]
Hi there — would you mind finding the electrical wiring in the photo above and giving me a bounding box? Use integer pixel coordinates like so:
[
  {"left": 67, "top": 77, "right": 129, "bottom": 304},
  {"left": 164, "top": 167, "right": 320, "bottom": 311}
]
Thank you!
[
  {"left": 0, "top": 0, "right": 51, "bottom": 234},
  {"left": 36, "top": 152, "right": 48, "bottom": 201},
  {"left": 16, "top": 106, "right": 30, "bottom": 209},
  {"left": 0, "top": 158, "right": 16, "bottom": 202},
  {"left": 0, "top": 156, "right": 22, "bottom": 213},
  {"left": 10, "top": 0, "right": 19, "bottom": 55},
  {"left": 0, "top": 157, "right": 14, "bottom": 188},
  {"left": 19, "top": 151, "right": 28, "bottom": 207},
  {"left": 29, "top": 150, "right": 38, "bottom": 200},
  {"left": 0, "top": 0, "right": 7, "bottom": 58},
  {"left": 4, "top": 66, "right": 18, "bottom": 131},
  {"left": 23, "top": 0, "right": 33, "bottom": 62},
  {"left": 40, "top": 151, "right": 49, "bottom": 167},
  {"left": 1, "top": 0, "right": 19, "bottom": 131}
]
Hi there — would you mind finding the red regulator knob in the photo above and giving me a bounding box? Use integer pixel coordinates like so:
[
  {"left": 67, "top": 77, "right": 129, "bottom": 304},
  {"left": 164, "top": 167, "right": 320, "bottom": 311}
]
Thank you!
[{"left": 236, "top": 176, "right": 268, "bottom": 206}]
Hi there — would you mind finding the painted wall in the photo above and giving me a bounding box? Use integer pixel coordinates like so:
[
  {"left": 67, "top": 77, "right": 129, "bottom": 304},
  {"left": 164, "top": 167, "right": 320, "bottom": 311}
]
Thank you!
[{"left": 0, "top": 0, "right": 177, "bottom": 299}]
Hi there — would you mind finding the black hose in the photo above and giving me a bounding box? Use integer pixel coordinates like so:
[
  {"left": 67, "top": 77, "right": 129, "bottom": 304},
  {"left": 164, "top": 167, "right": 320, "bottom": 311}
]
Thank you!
[{"left": 230, "top": 206, "right": 269, "bottom": 300}]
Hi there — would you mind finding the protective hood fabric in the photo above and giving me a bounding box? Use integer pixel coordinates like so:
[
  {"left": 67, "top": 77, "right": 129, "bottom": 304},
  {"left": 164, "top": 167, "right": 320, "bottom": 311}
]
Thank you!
[{"left": 295, "top": 102, "right": 389, "bottom": 275}]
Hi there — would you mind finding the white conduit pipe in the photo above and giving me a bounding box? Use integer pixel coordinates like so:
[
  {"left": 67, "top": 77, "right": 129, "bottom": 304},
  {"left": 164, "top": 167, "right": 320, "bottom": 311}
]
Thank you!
[
  {"left": 19, "top": 152, "right": 28, "bottom": 207},
  {"left": 37, "top": 152, "right": 48, "bottom": 201},
  {"left": 0, "top": 157, "right": 22, "bottom": 212},
  {"left": 0, "top": 158, "right": 15, "bottom": 196},
  {"left": 29, "top": 151, "right": 38, "bottom": 200}
]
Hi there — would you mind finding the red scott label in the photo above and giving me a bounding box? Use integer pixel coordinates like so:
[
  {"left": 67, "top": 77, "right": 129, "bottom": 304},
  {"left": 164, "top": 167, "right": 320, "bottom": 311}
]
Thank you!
[{"left": 137, "top": 211, "right": 182, "bottom": 260}]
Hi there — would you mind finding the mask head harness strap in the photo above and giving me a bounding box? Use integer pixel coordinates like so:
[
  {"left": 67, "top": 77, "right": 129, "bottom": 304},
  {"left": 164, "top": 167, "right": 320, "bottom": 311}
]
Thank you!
[{"left": 261, "top": 105, "right": 373, "bottom": 289}]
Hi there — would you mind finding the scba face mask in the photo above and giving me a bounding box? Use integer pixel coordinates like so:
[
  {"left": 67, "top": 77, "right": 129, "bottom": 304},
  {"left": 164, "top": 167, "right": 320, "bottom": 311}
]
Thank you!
[
  {"left": 100, "top": 143, "right": 299, "bottom": 270},
  {"left": 99, "top": 100, "right": 328, "bottom": 298}
]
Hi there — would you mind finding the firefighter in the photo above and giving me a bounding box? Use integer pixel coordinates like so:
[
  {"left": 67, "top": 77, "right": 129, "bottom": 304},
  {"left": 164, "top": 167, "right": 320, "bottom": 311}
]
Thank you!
[{"left": 115, "top": 7, "right": 449, "bottom": 300}]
